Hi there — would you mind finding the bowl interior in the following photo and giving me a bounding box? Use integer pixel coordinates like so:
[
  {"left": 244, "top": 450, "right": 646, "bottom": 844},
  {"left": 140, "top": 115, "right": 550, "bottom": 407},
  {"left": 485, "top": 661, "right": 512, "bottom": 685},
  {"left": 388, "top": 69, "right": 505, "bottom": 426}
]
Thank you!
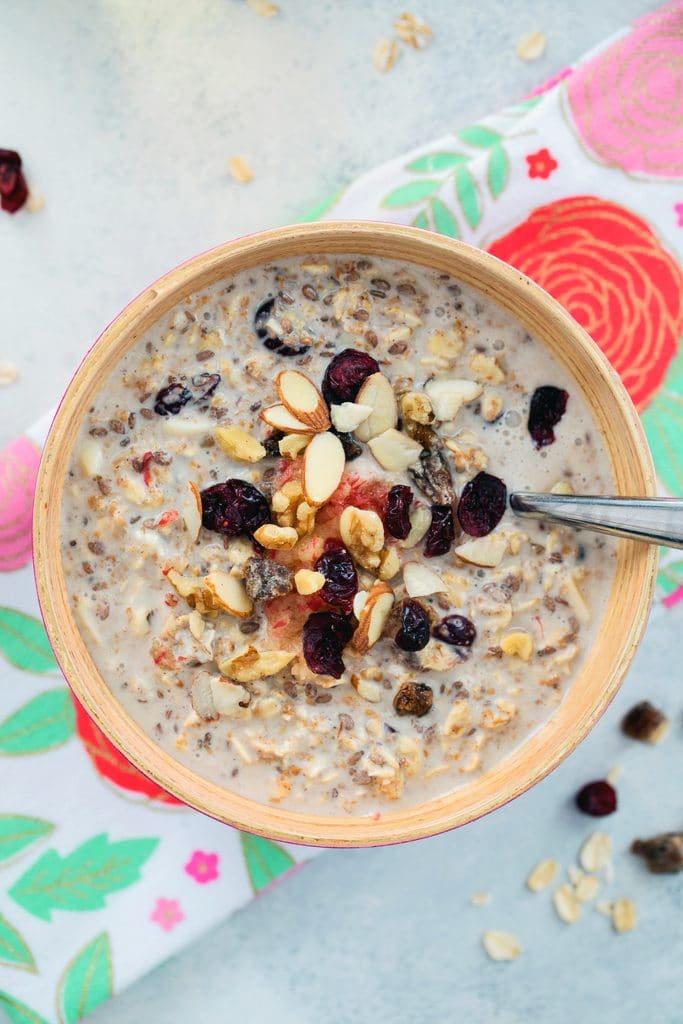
[{"left": 33, "top": 222, "right": 657, "bottom": 847}]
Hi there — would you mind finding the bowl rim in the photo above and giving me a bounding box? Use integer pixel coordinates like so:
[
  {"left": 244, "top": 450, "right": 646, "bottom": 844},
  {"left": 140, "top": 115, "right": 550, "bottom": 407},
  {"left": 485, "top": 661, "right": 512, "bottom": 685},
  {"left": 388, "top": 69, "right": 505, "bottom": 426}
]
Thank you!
[{"left": 33, "top": 221, "right": 657, "bottom": 848}]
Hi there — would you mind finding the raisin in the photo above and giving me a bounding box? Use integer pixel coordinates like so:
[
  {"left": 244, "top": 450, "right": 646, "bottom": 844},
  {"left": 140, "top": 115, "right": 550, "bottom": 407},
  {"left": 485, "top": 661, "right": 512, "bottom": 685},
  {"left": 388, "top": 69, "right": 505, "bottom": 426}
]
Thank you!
[
  {"left": 432, "top": 614, "right": 476, "bottom": 646},
  {"left": 153, "top": 383, "right": 192, "bottom": 416},
  {"left": 243, "top": 557, "right": 293, "bottom": 601},
  {"left": 315, "top": 539, "right": 358, "bottom": 615},
  {"left": 424, "top": 504, "right": 456, "bottom": 557},
  {"left": 621, "top": 701, "right": 669, "bottom": 743},
  {"left": 200, "top": 480, "right": 270, "bottom": 537},
  {"left": 0, "top": 149, "right": 28, "bottom": 214},
  {"left": 385, "top": 485, "right": 413, "bottom": 540},
  {"left": 302, "top": 611, "right": 353, "bottom": 679},
  {"left": 457, "top": 472, "right": 507, "bottom": 537},
  {"left": 395, "top": 599, "right": 430, "bottom": 651},
  {"left": 263, "top": 433, "right": 284, "bottom": 457},
  {"left": 393, "top": 682, "right": 433, "bottom": 717},
  {"left": 191, "top": 372, "right": 221, "bottom": 401},
  {"left": 332, "top": 430, "right": 363, "bottom": 461},
  {"left": 528, "top": 386, "right": 569, "bottom": 448},
  {"left": 575, "top": 780, "right": 617, "bottom": 817},
  {"left": 254, "top": 296, "right": 309, "bottom": 357},
  {"left": 321, "top": 348, "right": 379, "bottom": 405},
  {"left": 409, "top": 448, "right": 454, "bottom": 505},
  {"left": 631, "top": 833, "right": 683, "bottom": 874}
]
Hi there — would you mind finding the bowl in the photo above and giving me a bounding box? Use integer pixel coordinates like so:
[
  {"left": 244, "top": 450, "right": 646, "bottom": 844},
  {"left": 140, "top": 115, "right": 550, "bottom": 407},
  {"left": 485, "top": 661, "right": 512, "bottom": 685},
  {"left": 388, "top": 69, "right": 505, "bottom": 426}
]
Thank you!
[{"left": 33, "top": 222, "right": 657, "bottom": 847}]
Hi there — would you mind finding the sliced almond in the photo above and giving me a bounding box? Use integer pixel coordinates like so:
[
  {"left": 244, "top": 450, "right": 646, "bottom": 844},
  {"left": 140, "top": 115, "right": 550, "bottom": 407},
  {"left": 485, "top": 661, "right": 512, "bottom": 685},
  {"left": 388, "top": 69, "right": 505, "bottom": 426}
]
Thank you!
[
  {"left": 276, "top": 369, "right": 330, "bottom": 431},
  {"left": 353, "top": 590, "right": 369, "bottom": 619},
  {"left": 403, "top": 561, "right": 446, "bottom": 598},
  {"left": 203, "top": 571, "right": 253, "bottom": 618},
  {"left": 167, "top": 568, "right": 202, "bottom": 600},
  {"left": 294, "top": 568, "right": 325, "bottom": 595},
  {"left": 527, "top": 858, "right": 559, "bottom": 892},
  {"left": 352, "top": 676, "right": 383, "bottom": 703},
  {"left": 260, "top": 404, "right": 316, "bottom": 434},
  {"left": 302, "top": 432, "right": 346, "bottom": 506},
  {"left": 252, "top": 524, "right": 299, "bottom": 550},
  {"left": 424, "top": 377, "right": 482, "bottom": 421},
  {"left": 482, "top": 930, "right": 522, "bottom": 962},
  {"left": 278, "top": 433, "right": 312, "bottom": 459},
  {"left": 330, "top": 402, "right": 373, "bottom": 433},
  {"left": 352, "top": 581, "right": 395, "bottom": 653},
  {"left": 399, "top": 505, "right": 432, "bottom": 548},
  {"left": 368, "top": 428, "right": 423, "bottom": 472},
  {"left": 78, "top": 439, "right": 103, "bottom": 477},
  {"left": 214, "top": 425, "right": 266, "bottom": 462},
  {"left": 218, "top": 645, "right": 295, "bottom": 682},
  {"left": 182, "top": 481, "right": 202, "bottom": 543},
  {"left": 354, "top": 373, "right": 398, "bottom": 442},
  {"left": 455, "top": 534, "right": 507, "bottom": 568}
]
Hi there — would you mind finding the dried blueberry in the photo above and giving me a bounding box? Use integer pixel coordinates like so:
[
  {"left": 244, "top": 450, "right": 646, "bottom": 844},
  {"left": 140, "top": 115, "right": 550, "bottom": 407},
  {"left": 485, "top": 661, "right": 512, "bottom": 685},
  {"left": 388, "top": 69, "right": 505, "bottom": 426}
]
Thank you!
[
  {"left": 315, "top": 539, "right": 358, "bottom": 615},
  {"left": 200, "top": 479, "right": 270, "bottom": 537},
  {"left": 424, "top": 504, "right": 456, "bottom": 557},
  {"left": 385, "top": 485, "right": 413, "bottom": 540},
  {"left": 153, "top": 383, "right": 193, "bottom": 416},
  {"left": 457, "top": 472, "right": 507, "bottom": 537},
  {"left": 254, "top": 296, "right": 308, "bottom": 357},
  {"left": 393, "top": 681, "right": 433, "bottom": 717},
  {"left": 322, "top": 348, "right": 379, "bottom": 405},
  {"left": 575, "top": 780, "right": 617, "bottom": 817},
  {"left": 432, "top": 614, "right": 476, "bottom": 646},
  {"left": 262, "top": 433, "right": 284, "bottom": 458},
  {"left": 621, "top": 701, "right": 669, "bottom": 744},
  {"left": 528, "top": 385, "right": 569, "bottom": 448},
  {"left": 395, "top": 599, "right": 430, "bottom": 651},
  {"left": 303, "top": 611, "right": 353, "bottom": 679}
]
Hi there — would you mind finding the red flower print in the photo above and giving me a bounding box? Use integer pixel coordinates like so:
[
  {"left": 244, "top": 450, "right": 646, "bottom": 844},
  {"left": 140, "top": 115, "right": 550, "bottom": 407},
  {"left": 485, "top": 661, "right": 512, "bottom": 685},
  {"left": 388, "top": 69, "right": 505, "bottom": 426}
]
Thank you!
[
  {"left": 0, "top": 149, "right": 28, "bottom": 213},
  {"left": 675, "top": 203, "right": 683, "bottom": 227},
  {"left": 184, "top": 850, "right": 219, "bottom": 884},
  {"left": 151, "top": 898, "right": 184, "bottom": 932},
  {"left": 526, "top": 148, "right": 558, "bottom": 180}
]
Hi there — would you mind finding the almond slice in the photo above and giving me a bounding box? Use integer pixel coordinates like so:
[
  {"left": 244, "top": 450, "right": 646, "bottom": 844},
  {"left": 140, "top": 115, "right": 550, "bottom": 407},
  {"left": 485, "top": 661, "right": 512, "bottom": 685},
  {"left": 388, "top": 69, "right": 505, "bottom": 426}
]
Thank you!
[
  {"left": 368, "top": 428, "right": 423, "bottom": 472},
  {"left": 209, "top": 678, "right": 250, "bottom": 715},
  {"left": 276, "top": 369, "right": 330, "bottom": 431},
  {"left": 203, "top": 570, "right": 253, "bottom": 618},
  {"left": 424, "top": 377, "right": 482, "bottom": 421},
  {"left": 218, "top": 645, "right": 295, "bottom": 682},
  {"left": 182, "top": 481, "right": 202, "bottom": 543},
  {"left": 403, "top": 561, "right": 446, "bottom": 598},
  {"left": 454, "top": 534, "right": 507, "bottom": 568},
  {"left": 330, "top": 402, "right": 373, "bottom": 433},
  {"left": 167, "top": 568, "right": 202, "bottom": 600},
  {"left": 214, "top": 425, "right": 267, "bottom": 462},
  {"left": 352, "top": 581, "right": 395, "bottom": 653},
  {"left": 354, "top": 373, "right": 398, "bottom": 442},
  {"left": 302, "top": 431, "right": 345, "bottom": 506},
  {"left": 260, "top": 404, "right": 316, "bottom": 434}
]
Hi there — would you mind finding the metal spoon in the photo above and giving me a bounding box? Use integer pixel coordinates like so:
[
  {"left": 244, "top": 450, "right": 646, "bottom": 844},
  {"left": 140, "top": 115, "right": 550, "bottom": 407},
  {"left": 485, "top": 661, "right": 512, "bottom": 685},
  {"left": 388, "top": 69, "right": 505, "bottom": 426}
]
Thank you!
[{"left": 510, "top": 494, "right": 683, "bottom": 550}]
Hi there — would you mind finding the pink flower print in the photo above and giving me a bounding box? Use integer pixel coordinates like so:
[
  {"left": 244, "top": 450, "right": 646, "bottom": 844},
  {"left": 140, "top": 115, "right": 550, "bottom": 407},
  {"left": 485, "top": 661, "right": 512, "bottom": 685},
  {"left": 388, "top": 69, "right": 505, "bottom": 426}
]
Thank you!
[
  {"left": 526, "top": 148, "right": 558, "bottom": 180},
  {"left": 151, "top": 898, "right": 184, "bottom": 932},
  {"left": 675, "top": 203, "right": 683, "bottom": 227},
  {"left": 529, "top": 66, "right": 573, "bottom": 97},
  {"left": 184, "top": 850, "right": 219, "bottom": 884}
]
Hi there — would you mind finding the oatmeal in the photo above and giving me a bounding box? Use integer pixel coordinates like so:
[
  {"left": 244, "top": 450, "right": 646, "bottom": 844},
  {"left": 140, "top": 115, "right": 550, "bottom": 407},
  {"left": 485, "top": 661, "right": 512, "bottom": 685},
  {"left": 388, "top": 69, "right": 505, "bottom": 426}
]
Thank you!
[{"left": 60, "top": 254, "right": 615, "bottom": 814}]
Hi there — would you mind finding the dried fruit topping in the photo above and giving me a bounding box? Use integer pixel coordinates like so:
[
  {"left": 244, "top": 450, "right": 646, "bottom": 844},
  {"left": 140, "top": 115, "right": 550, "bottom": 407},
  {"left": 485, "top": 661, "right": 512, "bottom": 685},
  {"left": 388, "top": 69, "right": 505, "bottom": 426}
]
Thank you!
[
  {"left": 384, "top": 484, "right": 413, "bottom": 540},
  {"left": 621, "top": 701, "right": 669, "bottom": 744},
  {"left": 409, "top": 448, "right": 455, "bottom": 505},
  {"left": 432, "top": 613, "right": 476, "bottom": 647},
  {"left": 200, "top": 479, "right": 270, "bottom": 537},
  {"left": 395, "top": 599, "right": 430, "bottom": 651},
  {"left": 528, "top": 385, "right": 569, "bottom": 448},
  {"left": 321, "top": 348, "right": 379, "bottom": 405},
  {"left": 631, "top": 833, "right": 683, "bottom": 874},
  {"left": 192, "top": 372, "right": 221, "bottom": 401},
  {"left": 0, "top": 149, "right": 28, "bottom": 214},
  {"left": 302, "top": 610, "right": 353, "bottom": 678},
  {"left": 254, "top": 296, "right": 309, "bottom": 357},
  {"left": 393, "top": 681, "right": 433, "bottom": 716},
  {"left": 153, "top": 382, "right": 193, "bottom": 416},
  {"left": 315, "top": 539, "right": 358, "bottom": 614},
  {"left": 243, "top": 557, "right": 293, "bottom": 601},
  {"left": 457, "top": 471, "right": 507, "bottom": 537},
  {"left": 424, "top": 504, "right": 456, "bottom": 557},
  {"left": 332, "top": 430, "right": 363, "bottom": 462},
  {"left": 575, "top": 780, "right": 617, "bottom": 817},
  {"left": 263, "top": 432, "right": 284, "bottom": 457}
]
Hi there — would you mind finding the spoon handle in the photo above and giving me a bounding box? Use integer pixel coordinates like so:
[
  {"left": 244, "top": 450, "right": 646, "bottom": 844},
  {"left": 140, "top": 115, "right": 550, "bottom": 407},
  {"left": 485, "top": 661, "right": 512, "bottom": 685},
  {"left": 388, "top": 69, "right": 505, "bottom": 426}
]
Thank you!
[{"left": 510, "top": 493, "right": 683, "bottom": 550}]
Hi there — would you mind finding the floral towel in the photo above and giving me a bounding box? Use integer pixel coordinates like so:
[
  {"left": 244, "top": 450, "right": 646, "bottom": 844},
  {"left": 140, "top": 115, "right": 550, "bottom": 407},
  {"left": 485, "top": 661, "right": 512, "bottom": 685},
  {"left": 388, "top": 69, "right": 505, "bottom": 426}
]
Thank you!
[{"left": 1, "top": 4, "right": 682, "bottom": 1021}]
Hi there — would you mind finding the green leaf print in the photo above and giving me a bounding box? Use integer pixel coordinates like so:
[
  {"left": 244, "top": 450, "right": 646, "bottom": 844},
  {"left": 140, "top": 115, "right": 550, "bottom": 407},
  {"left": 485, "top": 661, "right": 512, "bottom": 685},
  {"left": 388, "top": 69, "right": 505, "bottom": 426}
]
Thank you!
[
  {"left": 487, "top": 144, "right": 510, "bottom": 199},
  {"left": 406, "top": 152, "right": 467, "bottom": 173},
  {"left": 9, "top": 833, "right": 158, "bottom": 921},
  {"left": 430, "top": 197, "right": 459, "bottom": 238},
  {"left": 0, "top": 992, "right": 49, "bottom": 1024},
  {"left": 0, "top": 608, "right": 58, "bottom": 674},
  {"left": 457, "top": 125, "right": 501, "bottom": 147},
  {"left": 298, "top": 186, "right": 346, "bottom": 223},
  {"left": 412, "top": 210, "right": 429, "bottom": 230},
  {"left": 657, "top": 559, "right": 683, "bottom": 597},
  {"left": 0, "top": 815, "right": 55, "bottom": 866},
  {"left": 382, "top": 179, "right": 441, "bottom": 208},
  {"left": 642, "top": 350, "right": 683, "bottom": 496},
  {"left": 454, "top": 166, "right": 481, "bottom": 229},
  {"left": 0, "top": 914, "right": 36, "bottom": 973},
  {"left": 239, "top": 833, "right": 295, "bottom": 893},
  {"left": 0, "top": 689, "right": 75, "bottom": 756},
  {"left": 57, "top": 933, "right": 113, "bottom": 1024}
]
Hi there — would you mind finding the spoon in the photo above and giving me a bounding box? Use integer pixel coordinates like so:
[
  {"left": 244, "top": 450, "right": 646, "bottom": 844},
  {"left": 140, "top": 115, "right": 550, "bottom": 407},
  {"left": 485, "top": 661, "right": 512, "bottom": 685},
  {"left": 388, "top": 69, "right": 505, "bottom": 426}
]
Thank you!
[{"left": 510, "top": 493, "right": 683, "bottom": 550}]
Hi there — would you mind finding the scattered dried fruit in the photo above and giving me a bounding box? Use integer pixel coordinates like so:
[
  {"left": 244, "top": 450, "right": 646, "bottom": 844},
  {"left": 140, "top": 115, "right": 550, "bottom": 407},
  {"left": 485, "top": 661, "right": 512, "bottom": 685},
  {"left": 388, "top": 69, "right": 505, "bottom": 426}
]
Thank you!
[
  {"left": 576, "top": 780, "right": 617, "bottom": 817},
  {"left": 214, "top": 425, "right": 267, "bottom": 462},
  {"left": 424, "top": 504, "right": 456, "bottom": 557},
  {"left": 316, "top": 539, "right": 359, "bottom": 614},
  {"left": 611, "top": 898, "right": 637, "bottom": 934},
  {"left": 200, "top": 479, "right": 270, "bottom": 537},
  {"left": 154, "top": 382, "right": 192, "bottom": 416},
  {"left": 242, "top": 556, "right": 293, "bottom": 601},
  {"left": 276, "top": 369, "right": 330, "bottom": 431},
  {"left": 621, "top": 701, "right": 669, "bottom": 744},
  {"left": 303, "top": 610, "right": 353, "bottom": 678},
  {"left": 395, "top": 599, "right": 431, "bottom": 651},
  {"left": 254, "top": 296, "right": 309, "bottom": 358},
  {"left": 322, "top": 348, "right": 379, "bottom": 405},
  {"left": 302, "top": 432, "right": 346, "bottom": 506},
  {"left": 393, "top": 680, "right": 433, "bottom": 716},
  {"left": 527, "top": 858, "right": 559, "bottom": 892},
  {"left": 528, "top": 386, "right": 569, "bottom": 448},
  {"left": 0, "top": 149, "right": 28, "bottom": 213},
  {"left": 385, "top": 484, "right": 414, "bottom": 539},
  {"left": 354, "top": 373, "right": 398, "bottom": 441},
  {"left": 432, "top": 614, "right": 476, "bottom": 647},
  {"left": 228, "top": 156, "right": 253, "bottom": 183},
  {"left": 482, "top": 930, "right": 522, "bottom": 962},
  {"left": 409, "top": 448, "right": 455, "bottom": 505},
  {"left": 457, "top": 472, "right": 507, "bottom": 537},
  {"left": 517, "top": 30, "right": 546, "bottom": 61},
  {"left": 631, "top": 833, "right": 683, "bottom": 874}
]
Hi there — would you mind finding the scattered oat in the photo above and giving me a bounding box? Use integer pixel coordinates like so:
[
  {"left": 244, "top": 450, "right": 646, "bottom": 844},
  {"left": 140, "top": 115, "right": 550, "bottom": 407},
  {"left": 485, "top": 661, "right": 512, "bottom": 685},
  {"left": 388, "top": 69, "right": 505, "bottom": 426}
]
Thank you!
[
  {"left": 606, "top": 763, "right": 622, "bottom": 786},
  {"left": 553, "top": 883, "right": 582, "bottom": 924},
  {"left": 595, "top": 899, "right": 613, "bottom": 917},
  {"left": 516, "top": 31, "right": 546, "bottom": 62},
  {"left": 373, "top": 37, "right": 401, "bottom": 72},
  {"left": 228, "top": 156, "right": 253, "bottom": 184},
  {"left": 0, "top": 361, "right": 19, "bottom": 386},
  {"left": 611, "top": 898, "right": 637, "bottom": 933},
  {"left": 574, "top": 874, "right": 600, "bottom": 903},
  {"left": 579, "top": 832, "right": 612, "bottom": 873},
  {"left": 482, "top": 930, "right": 522, "bottom": 961},
  {"left": 394, "top": 11, "right": 433, "bottom": 49},
  {"left": 246, "top": 0, "right": 280, "bottom": 16},
  {"left": 470, "top": 890, "right": 491, "bottom": 907},
  {"left": 526, "top": 858, "right": 559, "bottom": 892},
  {"left": 26, "top": 190, "right": 45, "bottom": 213},
  {"left": 567, "top": 864, "right": 582, "bottom": 886}
]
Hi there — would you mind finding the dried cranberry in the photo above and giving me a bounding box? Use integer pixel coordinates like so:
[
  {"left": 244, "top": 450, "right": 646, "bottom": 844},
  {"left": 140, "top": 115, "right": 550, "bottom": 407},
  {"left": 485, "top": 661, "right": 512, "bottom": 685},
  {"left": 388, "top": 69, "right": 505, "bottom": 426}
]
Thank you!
[
  {"left": 200, "top": 479, "right": 270, "bottom": 537},
  {"left": 153, "top": 383, "right": 193, "bottom": 416},
  {"left": 385, "top": 485, "right": 413, "bottom": 540},
  {"left": 432, "top": 614, "right": 476, "bottom": 646},
  {"left": 191, "top": 372, "right": 221, "bottom": 401},
  {"left": 424, "top": 504, "right": 456, "bottom": 557},
  {"left": 575, "top": 780, "right": 617, "bottom": 817},
  {"left": 315, "top": 540, "right": 358, "bottom": 615},
  {"left": 528, "top": 386, "right": 569, "bottom": 448},
  {"left": 393, "top": 681, "right": 433, "bottom": 717},
  {"left": 254, "top": 296, "right": 308, "bottom": 357},
  {"left": 302, "top": 611, "right": 353, "bottom": 679},
  {"left": 0, "top": 149, "right": 28, "bottom": 214},
  {"left": 457, "top": 472, "right": 507, "bottom": 537},
  {"left": 395, "top": 599, "right": 430, "bottom": 651},
  {"left": 322, "top": 348, "right": 379, "bottom": 405}
]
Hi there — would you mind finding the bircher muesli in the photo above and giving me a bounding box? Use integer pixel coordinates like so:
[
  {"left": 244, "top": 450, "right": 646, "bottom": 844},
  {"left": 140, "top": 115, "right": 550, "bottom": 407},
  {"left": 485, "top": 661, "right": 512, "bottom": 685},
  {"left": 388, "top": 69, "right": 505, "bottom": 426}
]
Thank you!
[{"left": 61, "top": 254, "right": 616, "bottom": 813}]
